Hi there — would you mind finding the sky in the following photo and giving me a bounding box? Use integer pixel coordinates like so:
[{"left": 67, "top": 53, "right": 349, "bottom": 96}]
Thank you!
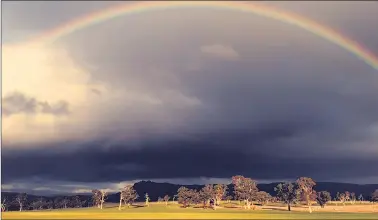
[{"left": 2, "top": 1, "right": 378, "bottom": 195}]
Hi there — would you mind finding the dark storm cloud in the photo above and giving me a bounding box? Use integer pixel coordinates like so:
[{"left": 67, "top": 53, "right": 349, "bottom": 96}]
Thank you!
[
  {"left": 2, "top": 1, "right": 378, "bottom": 187},
  {"left": 3, "top": 140, "right": 378, "bottom": 184},
  {"left": 2, "top": 92, "right": 70, "bottom": 116}
]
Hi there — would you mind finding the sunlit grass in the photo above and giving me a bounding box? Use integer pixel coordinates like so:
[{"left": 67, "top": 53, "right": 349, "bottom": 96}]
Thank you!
[{"left": 2, "top": 202, "right": 378, "bottom": 219}]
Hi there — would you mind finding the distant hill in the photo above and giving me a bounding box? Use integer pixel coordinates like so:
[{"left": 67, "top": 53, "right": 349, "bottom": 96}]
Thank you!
[{"left": 2, "top": 181, "right": 377, "bottom": 204}]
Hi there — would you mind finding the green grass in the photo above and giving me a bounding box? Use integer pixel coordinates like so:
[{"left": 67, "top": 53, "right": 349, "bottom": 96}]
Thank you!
[{"left": 2, "top": 203, "right": 378, "bottom": 219}]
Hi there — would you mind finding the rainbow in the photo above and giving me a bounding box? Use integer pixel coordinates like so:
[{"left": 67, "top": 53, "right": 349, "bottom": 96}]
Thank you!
[{"left": 25, "top": 1, "right": 378, "bottom": 70}]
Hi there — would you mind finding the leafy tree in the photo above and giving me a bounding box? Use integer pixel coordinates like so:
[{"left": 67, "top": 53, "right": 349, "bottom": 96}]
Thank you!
[
  {"left": 274, "top": 182, "right": 300, "bottom": 211},
  {"left": 92, "top": 189, "right": 102, "bottom": 208},
  {"left": 200, "top": 184, "right": 215, "bottom": 208},
  {"left": 371, "top": 189, "right": 378, "bottom": 202},
  {"left": 337, "top": 192, "right": 347, "bottom": 206},
  {"left": 296, "top": 177, "right": 316, "bottom": 213},
  {"left": 214, "top": 184, "right": 227, "bottom": 206},
  {"left": 344, "top": 191, "right": 351, "bottom": 203},
  {"left": 232, "top": 175, "right": 259, "bottom": 209},
  {"left": 256, "top": 191, "right": 272, "bottom": 206},
  {"left": 316, "top": 191, "right": 331, "bottom": 208},
  {"left": 15, "top": 193, "right": 27, "bottom": 212},
  {"left": 177, "top": 187, "right": 195, "bottom": 208},
  {"left": 119, "top": 185, "right": 138, "bottom": 210},
  {"left": 92, "top": 189, "right": 107, "bottom": 209},
  {"left": 163, "top": 195, "right": 170, "bottom": 206}
]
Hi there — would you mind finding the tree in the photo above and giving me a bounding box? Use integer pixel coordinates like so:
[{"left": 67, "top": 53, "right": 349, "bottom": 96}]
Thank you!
[
  {"left": 232, "top": 175, "right": 259, "bottom": 209},
  {"left": 177, "top": 187, "right": 193, "bottom": 208},
  {"left": 274, "top": 182, "right": 300, "bottom": 211},
  {"left": 163, "top": 195, "right": 170, "bottom": 206},
  {"left": 172, "top": 194, "right": 178, "bottom": 202},
  {"left": 200, "top": 184, "right": 215, "bottom": 208},
  {"left": 1, "top": 197, "right": 7, "bottom": 212},
  {"left": 344, "top": 191, "right": 351, "bottom": 203},
  {"left": 296, "top": 177, "right": 316, "bottom": 213},
  {"left": 15, "top": 193, "right": 28, "bottom": 212},
  {"left": 61, "top": 197, "right": 70, "bottom": 209},
  {"left": 99, "top": 190, "right": 108, "bottom": 209},
  {"left": 31, "top": 198, "right": 46, "bottom": 210},
  {"left": 256, "top": 191, "right": 272, "bottom": 206},
  {"left": 337, "top": 192, "right": 346, "bottom": 206},
  {"left": 225, "top": 195, "right": 233, "bottom": 203},
  {"left": 119, "top": 185, "right": 138, "bottom": 210},
  {"left": 46, "top": 200, "right": 54, "bottom": 210},
  {"left": 69, "top": 196, "right": 84, "bottom": 208},
  {"left": 157, "top": 197, "right": 163, "bottom": 204},
  {"left": 350, "top": 192, "right": 356, "bottom": 204},
  {"left": 316, "top": 191, "right": 331, "bottom": 208},
  {"left": 371, "top": 189, "right": 378, "bottom": 202},
  {"left": 145, "top": 193, "right": 150, "bottom": 207},
  {"left": 92, "top": 189, "right": 102, "bottom": 208},
  {"left": 358, "top": 194, "right": 364, "bottom": 203},
  {"left": 214, "top": 184, "right": 227, "bottom": 206}
]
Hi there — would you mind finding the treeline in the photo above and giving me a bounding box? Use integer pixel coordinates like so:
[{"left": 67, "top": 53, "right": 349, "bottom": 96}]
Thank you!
[
  {"left": 1, "top": 194, "right": 92, "bottom": 212},
  {"left": 2, "top": 176, "right": 378, "bottom": 212}
]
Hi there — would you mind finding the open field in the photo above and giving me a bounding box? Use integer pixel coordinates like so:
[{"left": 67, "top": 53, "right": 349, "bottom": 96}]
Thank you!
[{"left": 3, "top": 202, "right": 378, "bottom": 219}]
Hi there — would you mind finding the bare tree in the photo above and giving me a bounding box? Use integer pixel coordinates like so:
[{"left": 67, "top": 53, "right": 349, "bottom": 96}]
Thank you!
[
  {"left": 358, "top": 194, "right": 364, "bottom": 203},
  {"left": 144, "top": 193, "right": 150, "bottom": 207},
  {"left": 15, "top": 193, "right": 28, "bottom": 212},
  {"left": 274, "top": 182, "right": 300, "bottom": 211},
  {"left": 1, "top": 197, "right": 7, "bottom": 212},
  {"left": 99, "top": 190, "right": 108, "bottom": 209},
  {"left": 296, "top": 177, "right": 316, "bottom": 213},
  {"left": 232, "top": 175, "right": 259, "bottom": 210},
  {"left": 163, "top": 195, "right": 170, "bottom": 206}
]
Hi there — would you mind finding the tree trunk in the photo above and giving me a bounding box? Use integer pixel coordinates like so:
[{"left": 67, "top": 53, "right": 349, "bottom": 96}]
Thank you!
[
  {"left": 246, "top": 200, "right": 251, "bottom": 209},
  {"left": 19, "top": 204, "right": 23, "bottom": 212},
  {"left": 288, "top": 203, "right": 291, "bottom": 211},
  {"left": 100, "top": 202, "right": 103, "bottom": 209},
  {"left": 119, "top": 199, "right": 122, "bottom": 210}
]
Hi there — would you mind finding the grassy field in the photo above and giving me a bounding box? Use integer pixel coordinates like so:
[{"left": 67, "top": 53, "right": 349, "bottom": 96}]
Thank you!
[{"left": 2, "top": 202, "right": 378, "bottom": 219}]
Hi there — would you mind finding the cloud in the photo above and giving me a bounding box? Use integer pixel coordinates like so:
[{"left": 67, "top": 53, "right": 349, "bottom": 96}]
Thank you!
[
  {"left": 3, "top": 92, "right": 70, "bottom": 117},
  {"left": 2, "top": 1, "right": 378, "bottom": 187},
  {"left": 200, "top": 44, "right": 240, "bottom": 60}
]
